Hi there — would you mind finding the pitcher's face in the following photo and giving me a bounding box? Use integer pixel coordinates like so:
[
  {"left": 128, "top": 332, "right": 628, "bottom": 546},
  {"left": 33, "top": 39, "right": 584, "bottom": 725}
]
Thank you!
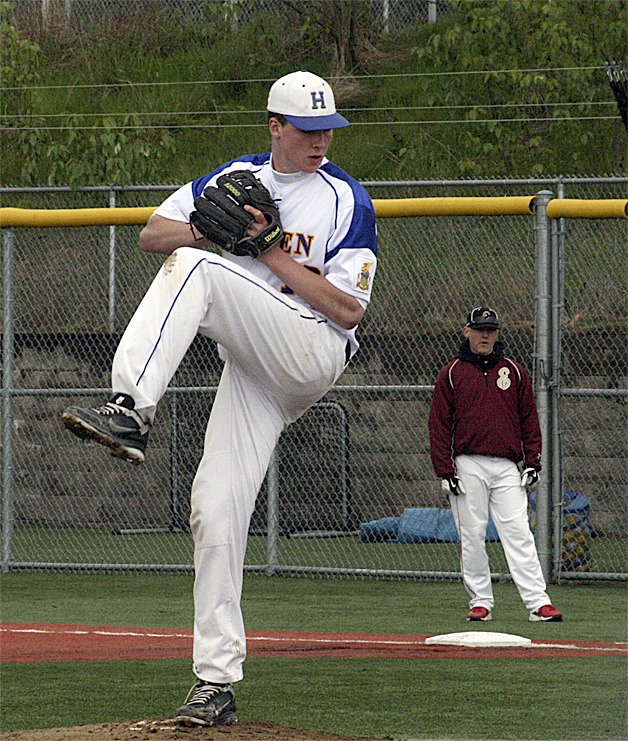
[{"left": 269, "top": 119, "right": 333, "bottom": 174}]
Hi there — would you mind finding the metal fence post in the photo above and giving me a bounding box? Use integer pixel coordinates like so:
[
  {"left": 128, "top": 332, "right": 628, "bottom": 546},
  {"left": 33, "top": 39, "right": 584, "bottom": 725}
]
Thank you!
[
  {"left": 266, "top": 450, "right": 280, "bottom": 575},
  {"left": 2, "top": 228, "right": 16, "bottom": 572},
  {"left": 108, "top": 188, "right": 117, "bottom": 333},
  {"left": 428, "top": 0, "right": 438, "bottom": 23},
  {"left": 532, "top": 190, "right": 554, "bottom": 581},
  {"left": 551, "top": 181, "right": 566, "bottom": 578}
]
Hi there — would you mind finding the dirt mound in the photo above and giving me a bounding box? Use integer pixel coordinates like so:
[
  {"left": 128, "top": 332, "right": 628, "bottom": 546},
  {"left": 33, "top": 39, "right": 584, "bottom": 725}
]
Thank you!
[{"left": 0, "top": 718, "right": 388, "bottom": 740}]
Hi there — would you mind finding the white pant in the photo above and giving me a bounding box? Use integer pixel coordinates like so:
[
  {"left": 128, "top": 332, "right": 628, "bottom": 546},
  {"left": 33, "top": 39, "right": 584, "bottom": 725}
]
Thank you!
[
  {"left": 111, "top": 248, "right": 348, "bottom": 682},
  {"left": 451, "top": 454, "right": 550, "bottom": 612}
]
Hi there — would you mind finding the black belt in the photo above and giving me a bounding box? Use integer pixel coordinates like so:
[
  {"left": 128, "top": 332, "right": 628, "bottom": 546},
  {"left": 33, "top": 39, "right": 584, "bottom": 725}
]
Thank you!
[{"left": 344, "top": 341, "right": 351, "bottom": 365}]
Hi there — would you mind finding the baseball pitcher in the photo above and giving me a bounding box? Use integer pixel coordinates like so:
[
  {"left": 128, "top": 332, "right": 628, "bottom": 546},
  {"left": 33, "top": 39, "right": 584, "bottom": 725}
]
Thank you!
[{"left": 62, "top": 70, "right": 378, "bottom": 726}]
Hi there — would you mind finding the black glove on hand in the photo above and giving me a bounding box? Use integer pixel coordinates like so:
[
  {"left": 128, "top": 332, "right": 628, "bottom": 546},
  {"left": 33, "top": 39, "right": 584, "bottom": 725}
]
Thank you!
[
  {"left": 189, "top": 170, "right": 283, "bottom": 258},
  {"left": 520, "top": 467, "right": 540, "bottom": 488},
  {"left": 441, "top": 476, "right": 466, "bottom": 497}
]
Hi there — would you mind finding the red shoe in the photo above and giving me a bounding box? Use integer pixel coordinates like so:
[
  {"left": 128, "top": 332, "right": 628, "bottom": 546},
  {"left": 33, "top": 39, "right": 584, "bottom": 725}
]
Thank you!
[
  {"left": 529, "top": 604, "right": 563, "bottom": 622},
  {"left": 467, "top": 606, "right": 492, "bottom": 621}
]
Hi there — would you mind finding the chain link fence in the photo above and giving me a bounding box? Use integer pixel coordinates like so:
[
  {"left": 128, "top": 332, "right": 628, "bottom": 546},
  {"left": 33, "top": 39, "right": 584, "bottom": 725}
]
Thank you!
[
  {"left": 15, "top": 0, "right": 450, "bottom": 33},
  {"left": 1, "top": 177, "right": 626, "bottom": 582}
]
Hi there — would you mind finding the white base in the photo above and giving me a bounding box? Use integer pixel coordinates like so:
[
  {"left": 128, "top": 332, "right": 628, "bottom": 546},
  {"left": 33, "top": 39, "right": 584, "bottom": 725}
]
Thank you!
[{"left": 425, "top": 631, "right": 532, "bottom": 648}]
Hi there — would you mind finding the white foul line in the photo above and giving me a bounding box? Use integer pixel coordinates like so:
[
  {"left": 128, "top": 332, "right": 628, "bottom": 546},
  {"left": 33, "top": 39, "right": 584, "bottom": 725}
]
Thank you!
[{"left": 1, "top": 626, "right": 626, "bottom": 654}]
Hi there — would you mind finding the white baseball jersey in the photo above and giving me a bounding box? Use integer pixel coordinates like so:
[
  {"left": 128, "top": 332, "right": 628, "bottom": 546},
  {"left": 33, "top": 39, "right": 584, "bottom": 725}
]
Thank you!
[
  {"left": 110, "top": 153, "right": 377, "bottom": 685},
  {"left": 154, "top": 153, "right": 378, "bottom": 358}
]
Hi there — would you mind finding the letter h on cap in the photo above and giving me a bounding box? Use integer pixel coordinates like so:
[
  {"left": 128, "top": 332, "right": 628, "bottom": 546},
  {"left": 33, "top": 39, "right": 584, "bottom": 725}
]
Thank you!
[{"left": 310, "top": 90, "right": 327, "bottom": 110}]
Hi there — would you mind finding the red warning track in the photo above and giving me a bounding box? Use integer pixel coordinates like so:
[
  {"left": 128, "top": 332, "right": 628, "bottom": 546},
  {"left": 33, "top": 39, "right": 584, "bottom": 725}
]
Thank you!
[{"left": 1, "top": 623, "right": 625, "bottom": 662}]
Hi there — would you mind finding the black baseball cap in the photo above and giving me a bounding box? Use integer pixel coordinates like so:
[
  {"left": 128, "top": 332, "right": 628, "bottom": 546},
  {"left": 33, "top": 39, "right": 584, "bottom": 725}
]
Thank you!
[{"left": 466, "top": 306, "right": 500, "bottom": 330}]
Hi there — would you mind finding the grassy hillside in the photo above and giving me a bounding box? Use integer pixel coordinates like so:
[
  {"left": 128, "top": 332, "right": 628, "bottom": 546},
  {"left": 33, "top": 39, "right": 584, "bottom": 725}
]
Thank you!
[{"left": 1, "top": 0, "right": 626, "bottom": 186}]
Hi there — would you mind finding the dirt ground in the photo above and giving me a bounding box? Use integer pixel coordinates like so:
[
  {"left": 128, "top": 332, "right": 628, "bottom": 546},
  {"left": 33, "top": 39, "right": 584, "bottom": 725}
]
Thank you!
[{"left": 0, "top": 718, "right": 389, "bottom": 740}]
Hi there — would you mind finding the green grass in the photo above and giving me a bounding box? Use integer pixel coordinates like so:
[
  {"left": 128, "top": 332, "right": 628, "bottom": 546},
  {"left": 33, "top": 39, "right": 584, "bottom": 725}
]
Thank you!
[
  {"left": 1, "top": 657, "right": 624, "bottom": 740},
  {"left": 7, "top": 525, "right": 626, "bottom": 577},
  {"left": 1, "top": 573, "right": 627, "bottom": 739}
]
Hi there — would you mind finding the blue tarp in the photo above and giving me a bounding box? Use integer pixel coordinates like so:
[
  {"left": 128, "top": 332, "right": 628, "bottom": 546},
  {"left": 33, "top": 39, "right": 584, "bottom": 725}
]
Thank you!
[
  {"left": 359, "top": 491, "right": 594, "bottom": 545},
  {"left": 359, "top": 507, "right": 499, "bottom": 543},
  {"left": 529, "top": 490, "right": 596, "bottom": 535}
]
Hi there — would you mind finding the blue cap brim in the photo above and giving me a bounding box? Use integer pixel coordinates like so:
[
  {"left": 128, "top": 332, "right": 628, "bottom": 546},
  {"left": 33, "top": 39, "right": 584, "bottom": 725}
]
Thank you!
[{"left": 283, "top": 112, "right": 350, "bottom": 131}]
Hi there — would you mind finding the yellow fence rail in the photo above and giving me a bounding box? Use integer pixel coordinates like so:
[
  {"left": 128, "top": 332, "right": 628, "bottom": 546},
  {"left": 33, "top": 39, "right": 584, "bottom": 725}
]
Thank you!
[{"left": 1, "top": 197, "right": 626, "bottom": 228}]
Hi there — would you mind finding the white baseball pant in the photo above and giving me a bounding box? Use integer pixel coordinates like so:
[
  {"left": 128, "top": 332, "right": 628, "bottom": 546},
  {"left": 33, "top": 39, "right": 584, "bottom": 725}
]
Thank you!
[
  {"left": 110, "top": 247, "right": 348, "bottom": 682},
  {"left": 450, "top": 454, "right": 551, "bottom": 612}
]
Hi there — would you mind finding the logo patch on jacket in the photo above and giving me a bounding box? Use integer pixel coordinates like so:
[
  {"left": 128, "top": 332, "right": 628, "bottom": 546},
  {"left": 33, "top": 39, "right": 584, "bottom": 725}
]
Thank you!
[{"left": 497, "top": 367, "right": 511, "bottom": 390}]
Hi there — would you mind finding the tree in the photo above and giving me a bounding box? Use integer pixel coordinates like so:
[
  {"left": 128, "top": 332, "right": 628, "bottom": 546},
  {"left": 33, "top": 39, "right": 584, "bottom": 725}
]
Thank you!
[{"left": 411, "top": 0, "right": 626, "bottom": 175}]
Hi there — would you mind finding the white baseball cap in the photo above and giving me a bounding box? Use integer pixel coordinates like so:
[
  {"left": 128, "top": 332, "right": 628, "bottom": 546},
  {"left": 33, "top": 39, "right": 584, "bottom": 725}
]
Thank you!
[{"left": 267, "top": 70, "right": 350, "bottom": 131}]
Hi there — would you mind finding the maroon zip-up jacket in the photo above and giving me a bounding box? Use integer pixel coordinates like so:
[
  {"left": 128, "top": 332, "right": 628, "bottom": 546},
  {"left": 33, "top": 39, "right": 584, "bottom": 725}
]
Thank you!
[{"left": 428, "top": 340, "right": 542, "bottom": 479}]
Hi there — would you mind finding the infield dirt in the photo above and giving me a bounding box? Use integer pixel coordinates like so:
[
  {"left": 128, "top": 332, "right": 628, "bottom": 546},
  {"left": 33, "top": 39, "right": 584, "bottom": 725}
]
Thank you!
[{"left": 3, "top": 623, "right": 623, "bottom": 662}]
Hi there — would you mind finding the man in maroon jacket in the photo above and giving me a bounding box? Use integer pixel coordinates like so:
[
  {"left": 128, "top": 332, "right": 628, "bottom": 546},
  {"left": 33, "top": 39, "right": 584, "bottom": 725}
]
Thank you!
[{"left": 428, "top": 306, "right": 563, "bottom": 623}]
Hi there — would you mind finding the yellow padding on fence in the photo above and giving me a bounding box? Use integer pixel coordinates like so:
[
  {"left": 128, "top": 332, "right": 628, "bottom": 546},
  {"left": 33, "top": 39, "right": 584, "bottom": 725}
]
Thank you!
[
  {"left": 0, "top": 206, "right": 156, "bottom": 227},
  {"left": 0, "top": 200, "right": 533, "bottom": 226},
  {"left": 546, "top": 199, "right": 628, "bottom": 219},
  {"left": 1, "top": 197, "right": 626, "bottom": 227},
  {"left": 372, "top": 196, "right": 535, "bottom": 217}
]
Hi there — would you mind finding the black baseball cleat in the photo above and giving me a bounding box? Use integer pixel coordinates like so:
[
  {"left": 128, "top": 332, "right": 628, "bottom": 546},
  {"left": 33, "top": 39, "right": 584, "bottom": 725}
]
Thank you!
[
  {"left": 61, "top": 393, "right": 149, "bottom": 465},
  {"left": 175, "top": 681, "right": 237, "bottom": 727}
]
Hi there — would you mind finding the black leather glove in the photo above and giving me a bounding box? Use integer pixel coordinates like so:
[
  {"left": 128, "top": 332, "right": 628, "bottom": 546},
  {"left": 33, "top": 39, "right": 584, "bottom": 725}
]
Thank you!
[
  {"left": 441, "top": 476, "right": 466, "bottom": 496},
  {"left": 189, "top": 170, "right": 283, "bottom": 257}
]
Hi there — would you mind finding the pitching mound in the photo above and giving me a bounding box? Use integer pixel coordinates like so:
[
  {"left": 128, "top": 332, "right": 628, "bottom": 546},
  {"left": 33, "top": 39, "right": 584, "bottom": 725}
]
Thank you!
[{"left": 0, "top": 718, "right": 388, "bottom": 740}]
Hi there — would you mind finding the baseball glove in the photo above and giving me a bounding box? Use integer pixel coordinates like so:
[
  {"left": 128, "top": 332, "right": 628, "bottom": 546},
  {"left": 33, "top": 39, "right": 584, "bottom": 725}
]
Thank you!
[{"left": 189, "top": 170, "right": 283, "bottom": 258}]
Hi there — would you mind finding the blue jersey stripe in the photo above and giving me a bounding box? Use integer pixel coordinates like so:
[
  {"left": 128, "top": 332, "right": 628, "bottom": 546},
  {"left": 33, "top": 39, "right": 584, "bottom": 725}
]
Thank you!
[
  {"left": 318, "top": 163, "right": 378, "bottom": 262},
  {"left": 191, "top": 153, "right": 271, "bottom": 199}
]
